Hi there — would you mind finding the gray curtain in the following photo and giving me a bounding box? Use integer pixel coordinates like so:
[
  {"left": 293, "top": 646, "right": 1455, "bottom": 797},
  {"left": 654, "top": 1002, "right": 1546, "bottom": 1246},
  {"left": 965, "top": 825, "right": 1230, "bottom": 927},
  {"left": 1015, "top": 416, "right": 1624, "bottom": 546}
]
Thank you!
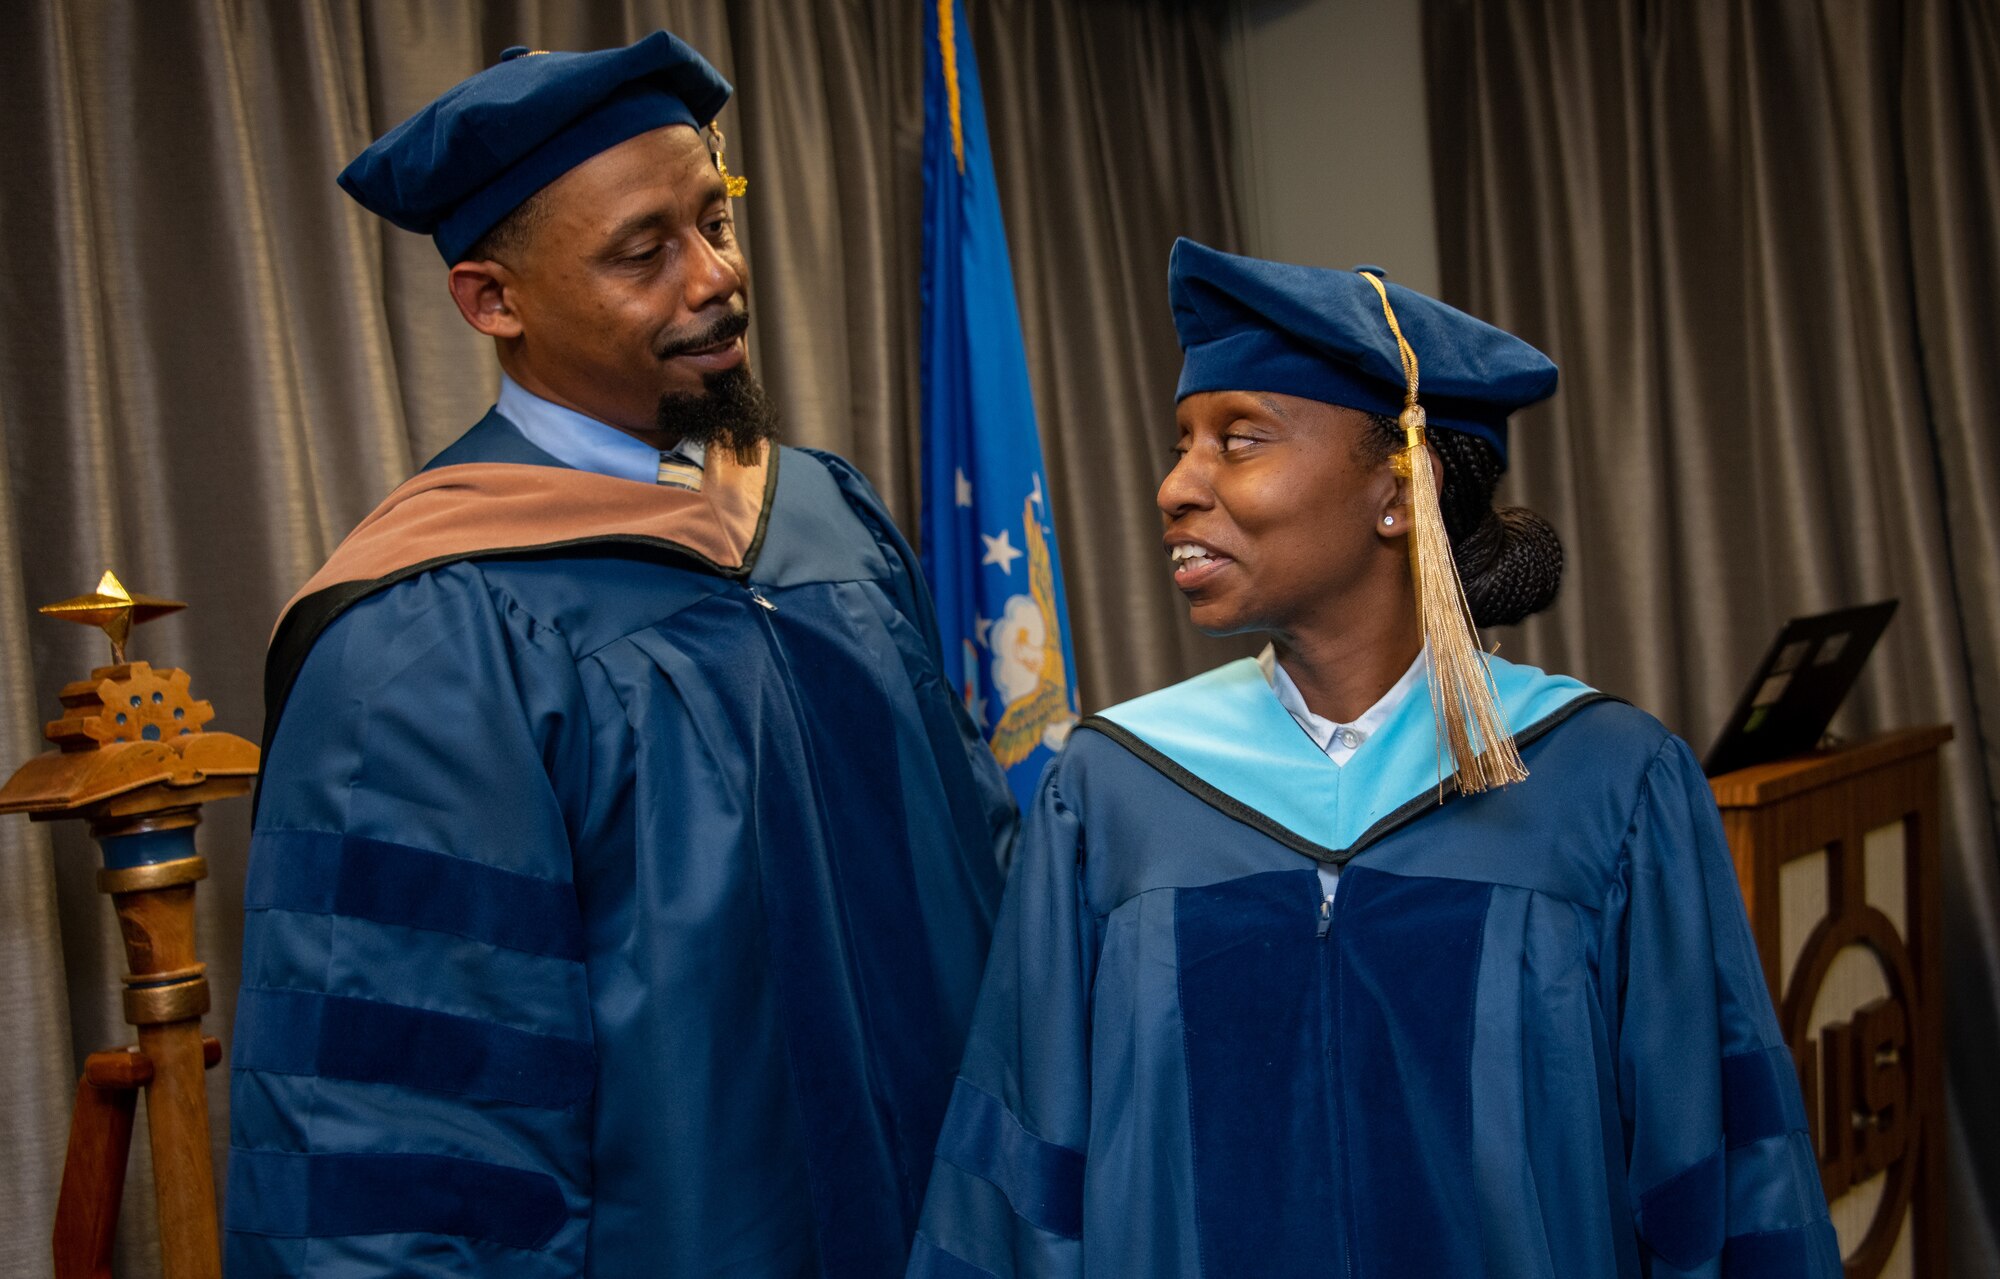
[
  {"left": 1423, "top": 0, "right": 2000, "bottom": 1270},
  {"left": 0, "top": 0, "right": 1239, "bottom": 1271}
]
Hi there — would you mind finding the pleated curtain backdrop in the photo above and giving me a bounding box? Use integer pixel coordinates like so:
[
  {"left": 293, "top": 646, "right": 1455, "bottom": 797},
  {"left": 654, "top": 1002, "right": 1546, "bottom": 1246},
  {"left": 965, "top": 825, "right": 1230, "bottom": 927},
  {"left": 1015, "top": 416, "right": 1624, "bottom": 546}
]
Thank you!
[
  {"left": 1422, "top": 0, "right": 2000, "bottom": 1269},
  {"left": 0, "top": 0, "right": 1240, "bottom": 1271}
]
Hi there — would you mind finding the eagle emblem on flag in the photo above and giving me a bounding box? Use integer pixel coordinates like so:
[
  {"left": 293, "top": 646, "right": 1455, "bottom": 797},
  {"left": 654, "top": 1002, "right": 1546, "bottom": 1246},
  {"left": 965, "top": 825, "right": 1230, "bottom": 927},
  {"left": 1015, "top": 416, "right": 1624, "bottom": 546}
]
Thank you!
[{"left": 986, "top": 496, "right": 1078, "bottom": 768}]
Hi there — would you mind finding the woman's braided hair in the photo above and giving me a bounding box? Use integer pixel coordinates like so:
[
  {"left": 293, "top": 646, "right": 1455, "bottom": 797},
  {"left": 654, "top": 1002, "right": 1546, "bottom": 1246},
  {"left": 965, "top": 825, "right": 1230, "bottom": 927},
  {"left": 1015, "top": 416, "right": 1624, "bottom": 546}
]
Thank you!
[{"left": 1362, "top": 414, "right": 1563, "bottom": 627}]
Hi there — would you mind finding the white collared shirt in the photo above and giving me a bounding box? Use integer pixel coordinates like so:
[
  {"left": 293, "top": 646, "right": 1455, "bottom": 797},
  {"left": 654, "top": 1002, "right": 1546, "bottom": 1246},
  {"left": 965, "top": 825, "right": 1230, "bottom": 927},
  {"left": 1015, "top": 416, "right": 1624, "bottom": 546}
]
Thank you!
[
  {"left": 1259, "top": 644, "right": 1427, "bottom": 902},
  {"left": 1262, "top": 646, "right": 1427, "bottom": 766},
  {"left": 495, "top": 373, "right": 705, "bottom": 485}
]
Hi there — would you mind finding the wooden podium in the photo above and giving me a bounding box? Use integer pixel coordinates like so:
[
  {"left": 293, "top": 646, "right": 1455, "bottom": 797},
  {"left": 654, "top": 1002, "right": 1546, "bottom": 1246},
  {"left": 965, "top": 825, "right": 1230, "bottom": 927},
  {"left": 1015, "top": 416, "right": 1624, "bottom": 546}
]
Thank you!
[{"left": 1711, "top": 727, "right": 1950, "bottom": 1279}]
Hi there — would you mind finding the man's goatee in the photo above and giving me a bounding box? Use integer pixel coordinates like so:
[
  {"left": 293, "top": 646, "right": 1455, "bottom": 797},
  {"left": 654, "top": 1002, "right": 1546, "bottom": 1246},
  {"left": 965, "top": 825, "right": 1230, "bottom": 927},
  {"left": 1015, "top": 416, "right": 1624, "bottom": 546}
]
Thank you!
[{"left": 656, "top": 365, "right": 781, "bottom": 465}]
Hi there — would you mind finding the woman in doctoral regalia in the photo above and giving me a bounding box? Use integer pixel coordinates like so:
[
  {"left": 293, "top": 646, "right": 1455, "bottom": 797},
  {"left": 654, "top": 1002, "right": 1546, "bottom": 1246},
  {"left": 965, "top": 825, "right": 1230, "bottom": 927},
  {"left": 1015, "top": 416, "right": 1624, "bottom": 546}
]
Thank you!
[{"left": 909, "top": 240, "right": 1839, "bottom": 1279}]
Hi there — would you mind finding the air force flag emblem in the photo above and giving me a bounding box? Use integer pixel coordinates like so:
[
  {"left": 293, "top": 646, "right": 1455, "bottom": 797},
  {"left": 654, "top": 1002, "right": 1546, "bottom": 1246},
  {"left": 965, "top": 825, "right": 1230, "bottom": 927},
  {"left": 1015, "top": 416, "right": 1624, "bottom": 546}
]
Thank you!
[{"left": 920, "top": 0, "right": 1080, "bottom": 806}]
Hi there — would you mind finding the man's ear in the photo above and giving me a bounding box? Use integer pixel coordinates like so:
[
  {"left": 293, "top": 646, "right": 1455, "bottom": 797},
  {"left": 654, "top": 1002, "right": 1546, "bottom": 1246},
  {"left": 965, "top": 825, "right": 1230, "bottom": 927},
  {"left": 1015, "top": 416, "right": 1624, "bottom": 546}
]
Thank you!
[{"left": 447, "top": 260, "right": 524, "bottom": 338}]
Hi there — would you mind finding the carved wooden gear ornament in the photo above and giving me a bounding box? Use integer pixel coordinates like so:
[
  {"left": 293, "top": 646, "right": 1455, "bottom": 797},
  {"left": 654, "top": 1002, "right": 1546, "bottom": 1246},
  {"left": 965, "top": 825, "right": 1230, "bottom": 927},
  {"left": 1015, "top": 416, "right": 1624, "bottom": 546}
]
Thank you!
[{"left": 0, "top": 662, "right": 255, "bottom": 818}]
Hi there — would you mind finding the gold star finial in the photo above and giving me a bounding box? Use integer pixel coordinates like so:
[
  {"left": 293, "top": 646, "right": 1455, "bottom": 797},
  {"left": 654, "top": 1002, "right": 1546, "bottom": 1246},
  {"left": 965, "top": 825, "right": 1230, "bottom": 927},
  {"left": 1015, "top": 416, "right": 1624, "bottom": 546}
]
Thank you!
[{"left": 38, "top": 571, "right": 186, "bottom": 665}]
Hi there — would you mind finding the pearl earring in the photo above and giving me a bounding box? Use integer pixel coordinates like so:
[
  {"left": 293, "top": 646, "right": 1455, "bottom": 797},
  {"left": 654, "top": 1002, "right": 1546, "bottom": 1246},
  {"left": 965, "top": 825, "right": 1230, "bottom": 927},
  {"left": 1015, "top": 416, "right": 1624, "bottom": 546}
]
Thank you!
[{"left": 1383, "top": 515, "right": 1396, "bottom": 526}]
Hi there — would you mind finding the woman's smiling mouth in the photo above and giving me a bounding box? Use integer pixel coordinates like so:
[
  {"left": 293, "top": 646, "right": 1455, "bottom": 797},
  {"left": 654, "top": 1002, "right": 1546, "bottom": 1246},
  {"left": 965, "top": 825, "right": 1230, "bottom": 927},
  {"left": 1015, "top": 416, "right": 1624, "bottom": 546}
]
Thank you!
[{"left": 1168, "top": 540, "right": 1234, "bottom": 589}]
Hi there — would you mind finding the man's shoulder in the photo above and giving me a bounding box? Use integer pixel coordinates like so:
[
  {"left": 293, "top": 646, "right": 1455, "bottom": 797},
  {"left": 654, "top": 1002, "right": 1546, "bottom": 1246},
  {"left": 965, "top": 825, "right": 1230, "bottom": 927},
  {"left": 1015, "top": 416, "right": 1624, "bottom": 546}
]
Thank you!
[
  {"left": 306, "top": 558, "right": 547, "bottom": 654},
  {"left": 421, "top": 408, "right": 568, "bottom": 472},
  {"left": 771, "top": 444, "right": 869, "bottom": 511},
  {"left": 752, "top": 446, "right": 908, "bottom": 588},
  {"left": 313, "top": 547, "right": 743, "bottom": 663},
  {"left": 284, "top": 444, "right": 897, "bottom": 678}
]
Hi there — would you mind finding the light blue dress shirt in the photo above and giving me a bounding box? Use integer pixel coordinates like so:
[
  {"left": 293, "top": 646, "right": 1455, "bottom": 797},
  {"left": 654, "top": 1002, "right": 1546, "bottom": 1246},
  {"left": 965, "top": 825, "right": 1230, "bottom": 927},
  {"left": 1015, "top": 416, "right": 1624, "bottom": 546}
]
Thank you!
[{"left": 494, "top": 373, "right": 705, "bottom": 484}]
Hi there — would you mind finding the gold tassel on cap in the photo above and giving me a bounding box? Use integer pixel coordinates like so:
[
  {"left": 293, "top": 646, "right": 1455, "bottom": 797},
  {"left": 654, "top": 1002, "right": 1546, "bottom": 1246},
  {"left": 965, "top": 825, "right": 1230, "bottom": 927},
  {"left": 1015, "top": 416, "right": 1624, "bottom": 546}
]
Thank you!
[
  {"left": 706, "top": 121, "right": 749, "bottom": 198},
  {"left": 1360, "top": 270, "right": 1527, "bottom": 794}
]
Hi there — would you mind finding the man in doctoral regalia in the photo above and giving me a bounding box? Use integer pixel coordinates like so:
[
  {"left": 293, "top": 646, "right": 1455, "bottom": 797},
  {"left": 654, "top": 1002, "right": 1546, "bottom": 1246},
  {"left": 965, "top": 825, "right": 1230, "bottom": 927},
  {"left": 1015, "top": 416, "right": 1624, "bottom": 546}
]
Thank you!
[{"left": 226, "top": 32, "right": 1015, "bottom": 1277}]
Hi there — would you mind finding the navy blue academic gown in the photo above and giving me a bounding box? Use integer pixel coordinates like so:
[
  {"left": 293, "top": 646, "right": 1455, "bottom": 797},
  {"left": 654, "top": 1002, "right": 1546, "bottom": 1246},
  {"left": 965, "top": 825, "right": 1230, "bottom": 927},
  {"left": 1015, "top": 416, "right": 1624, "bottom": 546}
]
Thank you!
[
  {"left": 911, "top": 657, "right": 1839, "bottom": 1279},
  {"left": 227, "top": 414, "right": 1015, "bottom": 1276}
]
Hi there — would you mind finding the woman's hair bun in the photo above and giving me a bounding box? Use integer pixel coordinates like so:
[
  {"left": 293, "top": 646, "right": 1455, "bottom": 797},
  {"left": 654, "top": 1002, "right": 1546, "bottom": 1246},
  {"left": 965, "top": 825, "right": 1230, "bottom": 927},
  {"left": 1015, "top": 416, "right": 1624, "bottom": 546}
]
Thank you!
[
  {"left": 1365, "top": 416, "right": 1564, "bottom": 626},
  {"left": 1453, "top": 505, "right": 1563, "bottom": 627}
]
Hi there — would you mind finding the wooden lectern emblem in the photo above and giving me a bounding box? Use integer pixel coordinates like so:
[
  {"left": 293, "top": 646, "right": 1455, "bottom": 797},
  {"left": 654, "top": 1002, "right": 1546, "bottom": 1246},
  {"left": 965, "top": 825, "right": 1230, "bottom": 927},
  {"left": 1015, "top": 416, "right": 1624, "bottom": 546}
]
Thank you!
[
  {"left": 1, "top": 573, "right": 258, "bottom": 1279},
  {"left": 1712, "top": 728, "right": 1950, "bottom": 1279}
]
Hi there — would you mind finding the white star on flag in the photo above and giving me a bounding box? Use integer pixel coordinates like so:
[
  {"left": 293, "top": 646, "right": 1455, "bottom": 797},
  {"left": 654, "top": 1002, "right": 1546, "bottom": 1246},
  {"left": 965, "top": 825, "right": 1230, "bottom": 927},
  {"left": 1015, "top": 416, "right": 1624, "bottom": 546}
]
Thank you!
[
  {"left": 973, "top": 616, "right": 994, "bottom": 647},
  {"left": 1029, "top": 472, "right": 1045, "bottom": 509},
  {"left": 980, "top": 530, "right": 1024, "bottom": 574},
  {"left": 955, "top": 468, "right": 974, "bottom": 508}
]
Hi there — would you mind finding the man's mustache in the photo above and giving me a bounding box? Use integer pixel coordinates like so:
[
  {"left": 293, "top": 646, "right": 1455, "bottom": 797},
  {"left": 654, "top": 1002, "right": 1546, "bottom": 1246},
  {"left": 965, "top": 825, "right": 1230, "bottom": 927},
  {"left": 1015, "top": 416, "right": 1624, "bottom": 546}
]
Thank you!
[{"left": 657, "top": 309, "right": 750, "bottom": 358}]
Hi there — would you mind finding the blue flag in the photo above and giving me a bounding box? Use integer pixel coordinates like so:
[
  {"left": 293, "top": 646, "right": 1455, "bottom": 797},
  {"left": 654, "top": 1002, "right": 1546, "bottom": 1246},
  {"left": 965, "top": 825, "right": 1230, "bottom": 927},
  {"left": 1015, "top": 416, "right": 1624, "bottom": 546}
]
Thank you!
[{"left": 921, "top": 0, "right": 1080, "bottom": 809}]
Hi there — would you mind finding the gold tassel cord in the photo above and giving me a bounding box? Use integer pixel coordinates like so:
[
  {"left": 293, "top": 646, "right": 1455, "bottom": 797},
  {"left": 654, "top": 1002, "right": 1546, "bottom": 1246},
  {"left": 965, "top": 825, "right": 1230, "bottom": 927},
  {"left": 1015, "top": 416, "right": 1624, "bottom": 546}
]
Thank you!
[
  {"left": 706, "top": 121, "right": 749, "bottom": 199},
  {"left": 1360, "top": 272, "right": 1527, "bottom": 794}
]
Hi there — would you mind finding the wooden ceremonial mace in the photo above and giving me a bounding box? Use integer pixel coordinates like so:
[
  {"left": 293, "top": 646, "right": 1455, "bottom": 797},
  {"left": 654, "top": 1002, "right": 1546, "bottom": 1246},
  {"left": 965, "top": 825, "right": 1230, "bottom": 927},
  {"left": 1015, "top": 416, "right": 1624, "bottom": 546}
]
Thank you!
[{"left": 0, "top": 573, "right": 258, "bottom": 1279}]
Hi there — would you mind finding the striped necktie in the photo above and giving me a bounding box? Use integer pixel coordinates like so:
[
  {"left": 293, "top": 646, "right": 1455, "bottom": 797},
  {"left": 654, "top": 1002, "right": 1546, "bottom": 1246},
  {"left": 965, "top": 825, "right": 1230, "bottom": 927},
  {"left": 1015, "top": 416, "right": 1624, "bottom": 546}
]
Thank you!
[{"left": 657, "top": 447, "right": 703, "bottom": 492}]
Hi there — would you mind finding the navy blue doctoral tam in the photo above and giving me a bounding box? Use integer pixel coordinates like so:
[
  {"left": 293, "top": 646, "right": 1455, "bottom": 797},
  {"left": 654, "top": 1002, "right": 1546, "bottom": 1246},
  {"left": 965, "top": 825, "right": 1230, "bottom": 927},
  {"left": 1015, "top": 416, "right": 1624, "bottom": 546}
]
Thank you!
[
  {"left": 1169, "top": 238, "right": 1557, "bottom": 458},
  {"left": 339, "top": 31, "right": 732, "bottom": 264}
]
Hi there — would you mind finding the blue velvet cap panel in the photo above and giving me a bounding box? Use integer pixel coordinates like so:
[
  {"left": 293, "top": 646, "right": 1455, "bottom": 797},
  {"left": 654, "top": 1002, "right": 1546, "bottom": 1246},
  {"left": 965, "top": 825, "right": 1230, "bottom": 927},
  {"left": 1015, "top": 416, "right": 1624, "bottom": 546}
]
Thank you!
[
  {"left": 429, "top": 89, "right": 696, "bottom": 263},
  {"left": 1168, "top": 237, "right": 1559, "bottom": 458},
  {"left": 337, "top": 31, "right": 731, "bottom": 262}
]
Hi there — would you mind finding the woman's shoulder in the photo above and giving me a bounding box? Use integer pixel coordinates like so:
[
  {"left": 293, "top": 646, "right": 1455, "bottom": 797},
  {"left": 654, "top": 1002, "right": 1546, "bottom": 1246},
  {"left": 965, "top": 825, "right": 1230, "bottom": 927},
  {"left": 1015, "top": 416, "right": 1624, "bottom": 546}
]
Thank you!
[
  {"left": 1532, "top": 689, "right": 1674, "bottom": 757},
  {"left": 1501, "top": 679, "right": 1714, "bottom": 839},
  {"left": 1531, "top": 689, "right": 1690, "bottom": 774},
  {"left": 1468, "top": 652, "right": 1683, "bottom": 780}
]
